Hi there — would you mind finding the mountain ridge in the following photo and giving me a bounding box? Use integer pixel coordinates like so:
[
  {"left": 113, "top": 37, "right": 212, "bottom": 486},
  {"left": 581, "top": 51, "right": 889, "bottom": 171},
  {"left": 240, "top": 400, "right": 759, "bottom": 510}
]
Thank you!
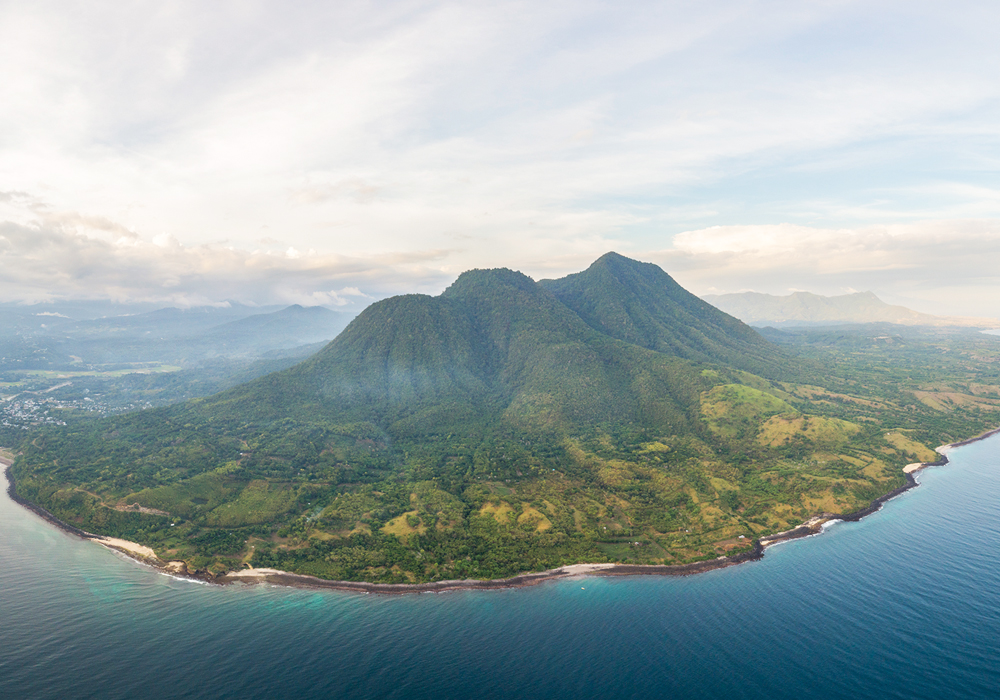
[
  {"left": 541, "top": 252, "right": 784, "bottom": 377},
  {"left": 201, "top": 259, "right": 716, "bottom": 440},
  {"left": 704, "top": 290, "right": 998, "bottom": 328}
]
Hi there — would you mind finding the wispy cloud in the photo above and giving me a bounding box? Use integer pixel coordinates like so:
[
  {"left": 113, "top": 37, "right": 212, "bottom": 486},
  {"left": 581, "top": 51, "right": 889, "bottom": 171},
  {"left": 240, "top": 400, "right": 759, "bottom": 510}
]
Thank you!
[{"left": 1, "top": 1, "right": 1000, "bottom": 310}]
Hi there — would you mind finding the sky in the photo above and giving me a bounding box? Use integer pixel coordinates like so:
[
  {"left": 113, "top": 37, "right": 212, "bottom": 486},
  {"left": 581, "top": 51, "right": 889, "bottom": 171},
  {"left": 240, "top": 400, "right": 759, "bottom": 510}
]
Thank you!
[{"left": 1, "top": 0, "right": 999, "bottom": 316}]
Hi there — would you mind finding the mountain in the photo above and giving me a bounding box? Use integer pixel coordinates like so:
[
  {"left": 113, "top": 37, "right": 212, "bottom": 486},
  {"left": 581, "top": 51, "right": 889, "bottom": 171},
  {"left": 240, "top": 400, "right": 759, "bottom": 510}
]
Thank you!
[
  {"left": 195, "top": 305, "right": 354, "bottom": 358},
  {"left": 0, "top": 303, "right": 355, "bottom": 369},
  {"left": 60, "top": 303, "right": 281, "bottom": 338},
  {"left": 540, "top": 252, "right": 784, "bottom": 377},
  {"left": 12, "top": 254, "right": 946, "bottom": 584},
  {"left": 197, "top": 256, "right": 777, "bottom": 437},
  {"left": 704, "top": 290, "right": 998, "bottom": 328},
  {"left": 198, "top": 264, "right": 704, "bottom": 442}
]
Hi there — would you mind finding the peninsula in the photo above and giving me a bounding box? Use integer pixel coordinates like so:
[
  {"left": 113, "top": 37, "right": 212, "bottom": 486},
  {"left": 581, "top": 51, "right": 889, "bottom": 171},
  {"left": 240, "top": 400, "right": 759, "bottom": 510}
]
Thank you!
[{"left": 7, "top": 253, "right": 1000, "bottom": 585}]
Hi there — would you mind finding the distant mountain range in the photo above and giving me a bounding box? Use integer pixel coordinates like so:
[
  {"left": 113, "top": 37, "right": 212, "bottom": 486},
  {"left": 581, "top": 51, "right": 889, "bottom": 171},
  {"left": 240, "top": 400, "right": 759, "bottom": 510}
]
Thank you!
[
  {"left": 703, "top": 291, "right": 998, "bottom": 328},
  {"left": 0, "top": 302, "right": 356, "bottom": 369}
]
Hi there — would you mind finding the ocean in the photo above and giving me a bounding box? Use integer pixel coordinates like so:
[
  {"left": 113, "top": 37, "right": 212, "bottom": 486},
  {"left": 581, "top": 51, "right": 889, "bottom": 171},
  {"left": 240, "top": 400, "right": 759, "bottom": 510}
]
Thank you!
[{"left": 2, "top": 435, "right": 1000, "bottom": 699}]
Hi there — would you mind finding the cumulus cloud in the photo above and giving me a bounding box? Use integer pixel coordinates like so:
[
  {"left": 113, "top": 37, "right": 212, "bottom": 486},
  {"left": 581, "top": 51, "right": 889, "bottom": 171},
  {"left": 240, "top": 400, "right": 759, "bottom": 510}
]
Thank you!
[
  {"left": 0, "top": 217, "right": 451, "bottom": 308},
  {"left": 651, "top": 221, "right": 1000, "bottom": 317},
  {"left": 291, "top": 286, "right": 372, "bottom": 307}
]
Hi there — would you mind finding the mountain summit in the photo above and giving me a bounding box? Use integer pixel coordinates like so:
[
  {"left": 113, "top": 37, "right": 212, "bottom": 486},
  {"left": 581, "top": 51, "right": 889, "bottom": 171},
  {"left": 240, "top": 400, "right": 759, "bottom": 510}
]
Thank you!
[{"left": 540, "top": 252, "right": 781, "bottom": 376}]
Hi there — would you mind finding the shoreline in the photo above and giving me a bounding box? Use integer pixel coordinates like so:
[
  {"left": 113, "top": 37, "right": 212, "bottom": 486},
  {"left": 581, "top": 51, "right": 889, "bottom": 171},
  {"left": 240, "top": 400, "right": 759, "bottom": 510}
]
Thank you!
[
  {"left": 1, "top": 457, "right": 212, "bottom": 581},
  {"left": 4, "top": 423, "right": 1000, "bottom": 594}
]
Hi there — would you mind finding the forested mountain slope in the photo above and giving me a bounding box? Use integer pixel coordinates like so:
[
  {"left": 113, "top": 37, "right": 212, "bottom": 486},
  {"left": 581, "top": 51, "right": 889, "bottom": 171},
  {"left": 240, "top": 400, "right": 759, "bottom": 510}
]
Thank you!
[
  {"left": 541, "top": 253, "right": 783, "bottom": 377},
  {"left": 11, "top": 254, "right": 997, "bottom": 584},
  {"left": 190, "top": 263, "right": 707, "bottom": 439}
]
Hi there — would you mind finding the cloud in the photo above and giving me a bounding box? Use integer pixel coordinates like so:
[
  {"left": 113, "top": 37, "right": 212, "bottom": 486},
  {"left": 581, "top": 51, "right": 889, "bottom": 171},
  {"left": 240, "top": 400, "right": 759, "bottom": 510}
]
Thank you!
[
  {"left": 2, "top": 2, "right": 1000, "bottom": 316},
  {"left": 5, "top": 1, "right": 1000, "bottom": 255},
  {"left": 290, "top": 286, "right": 372, "bottom": 307},
  {"left": 649, "top": 220, "right": 1000, "bottom": 316},
  {"left": 289, "top": 178, "right": 385, "bottom": 205},
  {"left": 2, "top": 201, "right": 998, "bottom": 320},
  {"left": 0, "top": 217, "right": 451, "bottom": 308},
  {"left": 0, "top": 190, "right": 33, "bottom": 204}
]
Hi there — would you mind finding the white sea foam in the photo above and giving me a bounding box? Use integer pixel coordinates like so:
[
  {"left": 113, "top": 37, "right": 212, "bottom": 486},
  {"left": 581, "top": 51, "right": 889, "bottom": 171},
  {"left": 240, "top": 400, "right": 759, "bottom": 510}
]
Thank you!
[
  {"left": 163, "top": 573, "right": 210, "bottom": 585},
  {"left": 765, "top": 520, "right": 838, "bottom": 549},
  {"left": 107, "top": 549, "right": 214, "bottom": 585}
]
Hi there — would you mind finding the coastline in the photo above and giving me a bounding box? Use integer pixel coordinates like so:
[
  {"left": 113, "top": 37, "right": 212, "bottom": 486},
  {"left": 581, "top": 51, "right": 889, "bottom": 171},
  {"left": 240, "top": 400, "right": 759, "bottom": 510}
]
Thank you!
[
  {"left": 4, "top": 423, "right": 1000, "bottom": 594},
  {"left": 1, "top": 456, "right": 196, "bottom": 578}
]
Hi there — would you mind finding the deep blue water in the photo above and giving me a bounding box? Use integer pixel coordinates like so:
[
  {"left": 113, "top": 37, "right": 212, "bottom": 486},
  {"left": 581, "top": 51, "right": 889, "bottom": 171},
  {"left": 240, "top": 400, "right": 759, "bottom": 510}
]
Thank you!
[{"left": 2, "top": 436, "right": 1000, "bottom": 699}]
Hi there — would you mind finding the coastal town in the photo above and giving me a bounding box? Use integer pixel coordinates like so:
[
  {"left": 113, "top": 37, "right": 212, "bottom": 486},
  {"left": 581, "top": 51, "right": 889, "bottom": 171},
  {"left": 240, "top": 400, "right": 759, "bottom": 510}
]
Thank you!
[{"left": 0, "top": 381, "right": 152, "bottom": 429}]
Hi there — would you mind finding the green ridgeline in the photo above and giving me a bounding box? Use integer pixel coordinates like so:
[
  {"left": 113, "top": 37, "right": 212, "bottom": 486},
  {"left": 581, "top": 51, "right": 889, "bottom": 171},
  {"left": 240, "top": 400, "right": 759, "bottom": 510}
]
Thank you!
[
  {"left": 10, "top": 254, "right": 997, "bottom": 583},
  {"left": 539, "top": 252, "right": 784, "bottom": 379}
]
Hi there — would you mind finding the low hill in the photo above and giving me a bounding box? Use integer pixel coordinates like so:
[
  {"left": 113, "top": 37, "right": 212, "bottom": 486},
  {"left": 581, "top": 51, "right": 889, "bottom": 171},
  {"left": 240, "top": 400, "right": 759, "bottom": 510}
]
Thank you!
[
  {"left": 11, "top": 254, "right": 971, "bottom": 584},
  {"left": 704, "top": 290, "right": 997, "bottom": 328},
  {"left": 62, "top": 303, "right": 278, "bottom": 337},
  {"left": 196, "top": 305, "right": 353, "bottom": 358}
]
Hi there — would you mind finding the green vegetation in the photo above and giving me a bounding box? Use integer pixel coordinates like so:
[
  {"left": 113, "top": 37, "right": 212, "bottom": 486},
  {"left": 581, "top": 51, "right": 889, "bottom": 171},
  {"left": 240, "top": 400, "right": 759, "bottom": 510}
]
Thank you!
[
  {"left": 16, "top": 366, "right": 183, "bottom": 379},
  {"left": 9, "top": 254, "right": 1000, "bottom": 583}
]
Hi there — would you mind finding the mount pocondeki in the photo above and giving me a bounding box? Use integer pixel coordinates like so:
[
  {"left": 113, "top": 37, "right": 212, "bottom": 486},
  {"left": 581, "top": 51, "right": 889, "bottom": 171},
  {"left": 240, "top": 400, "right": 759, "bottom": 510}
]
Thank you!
[{"left": 10, "top": 252, "right": 985, "bottom": 584}]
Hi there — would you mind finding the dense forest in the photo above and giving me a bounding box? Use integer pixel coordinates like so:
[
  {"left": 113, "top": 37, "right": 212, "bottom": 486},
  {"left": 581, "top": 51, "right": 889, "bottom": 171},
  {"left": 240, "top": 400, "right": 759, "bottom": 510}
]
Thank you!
[{"left": 8, "top": 253, "right": 1000, "bottom": 583}]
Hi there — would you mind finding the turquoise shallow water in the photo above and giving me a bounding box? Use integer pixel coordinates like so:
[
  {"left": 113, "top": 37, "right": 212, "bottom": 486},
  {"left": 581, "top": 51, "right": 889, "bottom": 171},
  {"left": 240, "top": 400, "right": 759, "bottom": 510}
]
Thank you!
[{"left": 2, "top": 436, "right": 1000, "bottom": 699}]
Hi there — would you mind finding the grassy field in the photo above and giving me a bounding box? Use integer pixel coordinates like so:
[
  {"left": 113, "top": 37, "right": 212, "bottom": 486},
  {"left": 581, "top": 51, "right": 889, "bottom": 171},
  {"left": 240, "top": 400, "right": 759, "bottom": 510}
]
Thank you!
[{"left": 18, "top": 365, "right": 183, "bottom": 379}]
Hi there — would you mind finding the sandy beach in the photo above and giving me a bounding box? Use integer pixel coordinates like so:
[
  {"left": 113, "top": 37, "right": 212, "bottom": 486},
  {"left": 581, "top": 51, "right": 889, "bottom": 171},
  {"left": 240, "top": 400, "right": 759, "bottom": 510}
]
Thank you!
[
  {"left": 92, "top": 536, "right": 159, "bottom": 560},
  {"left": 227, "top": 568, "right": 288, "bottom": 579},
  {"left": 557, "top": 563, "right": 617, "bottom": 575},
  {"left": 227, "top": 564, "right": 618, "bottom": 581},
  {"left": 5, "top": 422, "right": 1000, "bottom": 593}
]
